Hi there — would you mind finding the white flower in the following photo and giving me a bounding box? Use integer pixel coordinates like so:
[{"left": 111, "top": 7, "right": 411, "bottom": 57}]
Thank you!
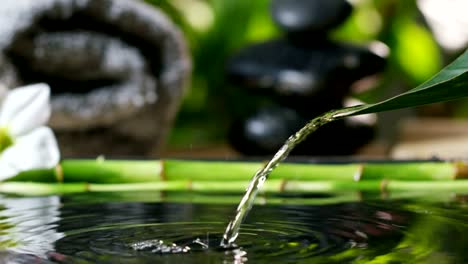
[{"left": 0, "top": 83, "right": 60, "bottom": 181}]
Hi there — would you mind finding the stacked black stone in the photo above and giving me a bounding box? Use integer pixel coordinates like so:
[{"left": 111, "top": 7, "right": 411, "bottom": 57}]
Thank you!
[{"left": 226, "top": 0, "right": 387, "bottom": 156}]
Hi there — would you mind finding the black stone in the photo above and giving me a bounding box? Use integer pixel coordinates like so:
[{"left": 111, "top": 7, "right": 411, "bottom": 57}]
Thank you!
[
  {"left": 229, "top": 106, "right": 304, "bottom": 155},
  {"left": 271, "top": 0, "right": 352, "bottom": 34},
  {"left": 227, "top": 39, "right": 387, "bottom": 112},
  {"left": 229, "top": 106, "right": 375, "bottom": 156}
]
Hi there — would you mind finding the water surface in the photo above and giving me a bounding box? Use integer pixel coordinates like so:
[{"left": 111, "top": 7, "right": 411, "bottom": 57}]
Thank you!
[{"left": 0, "top": 191, "right": 467, "bottom": 263}]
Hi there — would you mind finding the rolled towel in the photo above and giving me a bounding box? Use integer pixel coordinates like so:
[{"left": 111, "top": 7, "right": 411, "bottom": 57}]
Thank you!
[{"left": 0, "top": 0, "right": 191, "bottom": 156}]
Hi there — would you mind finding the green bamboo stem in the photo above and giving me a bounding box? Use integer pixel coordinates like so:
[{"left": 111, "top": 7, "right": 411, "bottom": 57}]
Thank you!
[
  {"left": 10, "top": 159, "right": 163, "bottom": 183},
  {"left": 5, "top": 159, "right": 468, "bottom": 198},
  {"left": 1, "top": 179, "right": 468, "bottom": 196},
  {"left": 8, "top": 159, "right": 468, "bottom": 184}
]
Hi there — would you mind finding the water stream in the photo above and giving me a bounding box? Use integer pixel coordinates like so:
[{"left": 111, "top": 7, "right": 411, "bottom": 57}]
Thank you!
[{"left": 221, "top": 108, "right": 350, "bottom": 246}]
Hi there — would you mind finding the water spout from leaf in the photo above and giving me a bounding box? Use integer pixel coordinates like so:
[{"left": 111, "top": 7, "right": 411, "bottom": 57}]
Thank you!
[{"left": 221, "top": 49, "right": 468, "bottom": 246}]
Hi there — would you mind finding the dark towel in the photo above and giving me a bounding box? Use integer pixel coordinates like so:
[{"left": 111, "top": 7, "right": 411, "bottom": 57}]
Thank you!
[{"left": 0, "top": 0, "right": 191, "bottom": 156}]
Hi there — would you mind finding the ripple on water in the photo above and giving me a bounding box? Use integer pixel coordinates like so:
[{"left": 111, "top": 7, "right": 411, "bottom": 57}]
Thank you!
[
  {"left": 46, "top": 201, "right": 412, "bottom": 263},
  {"left": 1, "top": 194, "right": 467, "bottom": 263},
  {"left": 0, "top": 196, "right": 64, "bottom": 259}
]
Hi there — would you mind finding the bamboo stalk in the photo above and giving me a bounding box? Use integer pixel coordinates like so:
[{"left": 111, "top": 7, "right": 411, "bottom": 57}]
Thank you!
[
  {"left": 160, "top": 160, "right": 463, "bottom": 182},
  {"left": 4, "top": 159, "right": 468, "bottom": 198},
  {"left": 8, "top": 159, "right": 468, "bottom": 183},
  {"left": 1, "top": 180, "right": 468, "bottom": 196},
  {"left": 10, "top": 159, "right": 163, "bottom": 183}
]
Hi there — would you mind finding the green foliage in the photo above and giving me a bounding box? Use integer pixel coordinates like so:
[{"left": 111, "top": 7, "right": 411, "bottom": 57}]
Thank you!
[{"left": 392, "top": 17, "right": 441, "bottom": 84}]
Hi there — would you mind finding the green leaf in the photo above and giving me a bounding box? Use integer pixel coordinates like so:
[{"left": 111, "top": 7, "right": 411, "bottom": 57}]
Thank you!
[{"left": 335, "top": 49, "right": 468, "bottom": 118}]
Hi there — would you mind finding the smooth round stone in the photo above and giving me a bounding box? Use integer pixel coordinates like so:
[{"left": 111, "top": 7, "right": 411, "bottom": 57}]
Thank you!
[
  {"left": 228, "top": 39, "right": 328, "bottom": 98},
  {"left": 229, "top": 106, "right": 376, "bottom": 156},
  {"left": 227, "top": 39, "right": 387, "bottom": 102},
  {"left": 229, "top": 106, "right": 305, "bottom": 155},
  {"left": 271, "top": 0, "right": 352, "bottom": 34}
]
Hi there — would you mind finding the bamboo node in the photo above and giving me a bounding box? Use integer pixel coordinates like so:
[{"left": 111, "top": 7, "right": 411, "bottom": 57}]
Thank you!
[
  {"left": 380, "top": 179, "right": 389, "bottom": 193},
  {"left": 354, "top": 164, "right": 364, "bottom": 181},
  {"left": 85, "top": 182, "right": 91, "bottom": 192},
  {"left": 454, "top": 162, "right": 468, "bottom": 179},
  {"left": 187, "top": 180, "right": 192, "bottom": 191},
  {"left": 279, "top": 179, "right": 287, "bottom": 192},
  {"left": 55, "top": 164, "right": 64, "bottom": 183},
  {"left": 160, "top": 160, "right": 166, "bottom": 181}
]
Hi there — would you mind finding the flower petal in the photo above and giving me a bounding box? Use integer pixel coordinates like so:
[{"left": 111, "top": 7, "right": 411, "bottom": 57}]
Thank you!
[
  {"left": 0, "top": 126, "right": 59, "bottom": 181},
  {"left": 0, "top": 83, "right": 51, "bottom": 136}
]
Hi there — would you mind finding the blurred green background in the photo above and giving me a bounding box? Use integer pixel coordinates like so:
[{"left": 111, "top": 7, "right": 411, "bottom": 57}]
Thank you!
[{"left": 145, "top": 0, "right": 467, "bottom": 150}]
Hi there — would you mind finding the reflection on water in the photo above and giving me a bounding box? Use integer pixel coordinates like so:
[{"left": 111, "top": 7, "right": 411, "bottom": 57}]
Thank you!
[
  {"left": 0, "top": 195, "right": 64, "bottom": 259},
  {"left": 0, "top": 192, "right": 467, "bottom": 263}
]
